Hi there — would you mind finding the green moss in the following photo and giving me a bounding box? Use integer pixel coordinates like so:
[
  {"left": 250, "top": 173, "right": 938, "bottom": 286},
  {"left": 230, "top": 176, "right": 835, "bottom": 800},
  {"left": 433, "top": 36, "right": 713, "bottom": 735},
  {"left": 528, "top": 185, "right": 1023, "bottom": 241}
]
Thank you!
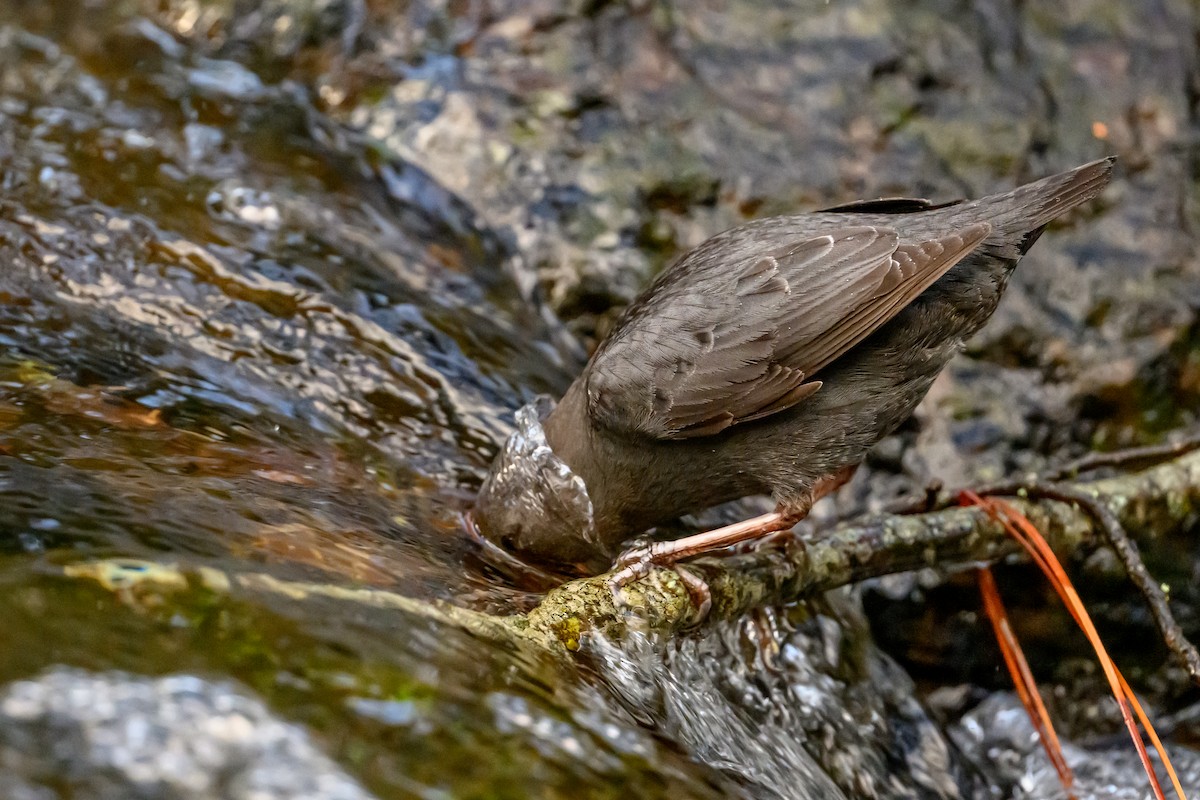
[{"left": 0, "top": 555, "right": 712, "bottom": 799}]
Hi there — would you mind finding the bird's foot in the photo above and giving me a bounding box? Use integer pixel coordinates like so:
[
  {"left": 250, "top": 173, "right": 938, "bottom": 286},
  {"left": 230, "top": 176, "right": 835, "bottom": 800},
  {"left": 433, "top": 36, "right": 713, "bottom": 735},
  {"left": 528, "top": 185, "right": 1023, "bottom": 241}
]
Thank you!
[
  {"left": 608, "top": 539, "right": 714, "bottom": 619},
  {"left": 605, "top": 469, "right": 859, "bottom": 621},
  {"left": 672, "top": 566, "right": 713, "bottom": 619},
  {"left": 608, "top": 537, "right": 659, "bottom": 586}
]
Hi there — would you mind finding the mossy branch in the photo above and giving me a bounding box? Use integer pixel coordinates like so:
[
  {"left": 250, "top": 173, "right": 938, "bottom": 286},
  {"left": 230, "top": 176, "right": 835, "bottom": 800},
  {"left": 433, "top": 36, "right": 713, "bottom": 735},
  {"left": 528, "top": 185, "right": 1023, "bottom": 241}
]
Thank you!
[{"left": 524, "top": 449, "right": 1200, "bottom": 648}]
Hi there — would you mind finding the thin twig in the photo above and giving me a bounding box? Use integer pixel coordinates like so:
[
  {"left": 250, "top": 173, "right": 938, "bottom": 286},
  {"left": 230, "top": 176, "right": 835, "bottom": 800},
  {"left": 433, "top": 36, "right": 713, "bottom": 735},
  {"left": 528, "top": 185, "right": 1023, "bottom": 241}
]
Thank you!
[
  {"left": 965, "top": 494, "right": 1174, "bottom": 800},
  {"left": 978, "top": 566, "right": 1076, "bottom": 794},
  {"left": 887, "top": 431, "right": 1200, "bottom": 515},
  {"left": 1049, "top": 431, "right": 1200, "bottom": 480}
]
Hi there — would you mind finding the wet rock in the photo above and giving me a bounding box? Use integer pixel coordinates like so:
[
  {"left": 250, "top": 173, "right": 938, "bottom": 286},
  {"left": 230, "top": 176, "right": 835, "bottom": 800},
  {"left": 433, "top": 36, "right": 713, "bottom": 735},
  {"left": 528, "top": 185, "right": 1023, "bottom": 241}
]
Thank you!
[
  {"left": 0, "top": 668, "right": 375, "bottom": 800},
  {"left": 951, "top": 692, "right": 1200, "bottom": 799}
]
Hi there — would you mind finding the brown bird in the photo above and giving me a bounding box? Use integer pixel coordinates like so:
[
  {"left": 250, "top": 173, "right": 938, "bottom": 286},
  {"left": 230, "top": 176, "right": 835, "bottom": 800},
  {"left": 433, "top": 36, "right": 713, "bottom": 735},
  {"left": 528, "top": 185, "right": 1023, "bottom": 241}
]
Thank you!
[{"left": 473, "top": 159, "right": 1114, "bottom": 587}]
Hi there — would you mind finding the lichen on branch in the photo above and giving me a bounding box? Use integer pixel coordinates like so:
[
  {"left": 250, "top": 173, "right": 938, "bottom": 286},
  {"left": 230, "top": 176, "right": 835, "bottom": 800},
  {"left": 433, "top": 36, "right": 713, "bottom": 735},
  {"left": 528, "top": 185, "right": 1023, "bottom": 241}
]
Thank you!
[{"left": 525, "top": 449, "right": 1200, "bottom": 648}]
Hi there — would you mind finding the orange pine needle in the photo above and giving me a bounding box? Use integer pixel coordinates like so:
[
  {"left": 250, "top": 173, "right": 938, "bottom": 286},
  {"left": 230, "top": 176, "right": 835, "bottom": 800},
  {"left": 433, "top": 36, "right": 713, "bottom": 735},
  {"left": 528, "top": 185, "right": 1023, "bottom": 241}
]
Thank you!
[
  {"left": 959, "top": 491, "right": 1185, "bottom": 800},
  {"left": 978, "top": 566, "right": 1075, "bottom": 793},
  {"left": 1119, "top": 672, "right": 1189, "bottom": 800}
]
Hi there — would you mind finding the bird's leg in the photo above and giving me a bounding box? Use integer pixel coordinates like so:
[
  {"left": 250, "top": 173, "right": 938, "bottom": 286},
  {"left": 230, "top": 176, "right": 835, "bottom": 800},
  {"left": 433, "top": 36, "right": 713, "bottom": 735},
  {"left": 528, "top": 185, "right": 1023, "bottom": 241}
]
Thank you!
[
  {"left": 749, "top": 465, "right": 860, "bottom": 552},
  {"left": 609, "top": 465, "right": 858, "bottom": 610},
  {"left": 607, "top": 510, "right": 799, "bottom": 620},
  {"left": 610, "top": 509, "right": 799, "bottom": 584}
]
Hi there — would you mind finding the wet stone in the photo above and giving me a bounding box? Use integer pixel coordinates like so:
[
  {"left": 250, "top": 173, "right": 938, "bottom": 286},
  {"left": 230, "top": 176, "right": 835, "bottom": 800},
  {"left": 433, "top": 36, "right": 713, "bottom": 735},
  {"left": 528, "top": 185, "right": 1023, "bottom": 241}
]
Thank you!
[{"left": 0, "top": 668, "right": 375, "bottom": 800}]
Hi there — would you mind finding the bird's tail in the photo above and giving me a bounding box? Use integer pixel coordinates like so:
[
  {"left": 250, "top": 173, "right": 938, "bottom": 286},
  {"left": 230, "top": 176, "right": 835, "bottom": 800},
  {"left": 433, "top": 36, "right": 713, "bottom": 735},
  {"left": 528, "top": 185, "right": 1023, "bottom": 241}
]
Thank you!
[
  {"left": 972, "top": 157, "right": 1115, "bottom": 246},
  {"left": 947, "top": 157, "right": 1113, "bottom": 259}
]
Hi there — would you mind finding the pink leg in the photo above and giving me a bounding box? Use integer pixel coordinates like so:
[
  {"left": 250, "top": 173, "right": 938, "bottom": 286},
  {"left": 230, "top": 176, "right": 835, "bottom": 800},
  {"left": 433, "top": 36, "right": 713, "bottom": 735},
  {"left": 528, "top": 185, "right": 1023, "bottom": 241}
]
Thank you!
[
  {"left": 609, "top": 509, "right": 798, "bottom": 586},
  {"left": 608, "top": 466, "right": 858, "bottom": 602},
  {"left": 655, "top": 510, "right": 799, "bottom": 558}
]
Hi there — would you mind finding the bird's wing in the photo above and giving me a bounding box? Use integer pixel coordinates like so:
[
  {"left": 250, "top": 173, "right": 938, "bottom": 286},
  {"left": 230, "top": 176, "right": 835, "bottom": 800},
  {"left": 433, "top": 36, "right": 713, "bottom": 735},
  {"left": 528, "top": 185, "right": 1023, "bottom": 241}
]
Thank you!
[{"left": 585, "top": 221, "right": 991, "bottom": 440}]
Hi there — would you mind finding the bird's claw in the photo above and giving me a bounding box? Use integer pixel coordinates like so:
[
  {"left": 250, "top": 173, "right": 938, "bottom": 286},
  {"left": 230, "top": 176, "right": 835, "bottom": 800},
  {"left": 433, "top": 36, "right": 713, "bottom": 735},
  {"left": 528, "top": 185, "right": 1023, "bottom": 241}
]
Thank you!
[
  {"left": 609, "top": 540, "right": 657, "bottom": 584},
  {"left": 676, "top": 566, "right": 713, "bottom": 619},
  {"left": 607, "top": 541, "right": 713, "bottom": 620}
]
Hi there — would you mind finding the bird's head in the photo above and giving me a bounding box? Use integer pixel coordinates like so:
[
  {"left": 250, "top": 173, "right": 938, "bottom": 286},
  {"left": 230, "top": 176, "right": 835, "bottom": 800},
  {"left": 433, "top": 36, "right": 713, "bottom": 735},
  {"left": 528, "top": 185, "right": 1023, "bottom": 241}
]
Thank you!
[{"left": 473, "top": 396, "right": 605, "bottom": 570}]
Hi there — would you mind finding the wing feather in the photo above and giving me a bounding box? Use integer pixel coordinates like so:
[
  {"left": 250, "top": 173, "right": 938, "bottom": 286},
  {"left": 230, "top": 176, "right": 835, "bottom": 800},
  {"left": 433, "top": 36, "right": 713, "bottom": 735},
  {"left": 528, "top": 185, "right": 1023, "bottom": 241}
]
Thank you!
[{"left": 586, "top": 221, "right": 991, "bottom": 439}]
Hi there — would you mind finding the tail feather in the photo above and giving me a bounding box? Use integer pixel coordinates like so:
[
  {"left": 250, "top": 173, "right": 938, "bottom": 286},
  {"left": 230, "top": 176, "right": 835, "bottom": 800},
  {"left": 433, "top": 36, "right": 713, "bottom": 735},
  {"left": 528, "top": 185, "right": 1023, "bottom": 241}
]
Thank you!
[{"left": 975, "top": 157, "right": 1115, "bottom": 237}]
